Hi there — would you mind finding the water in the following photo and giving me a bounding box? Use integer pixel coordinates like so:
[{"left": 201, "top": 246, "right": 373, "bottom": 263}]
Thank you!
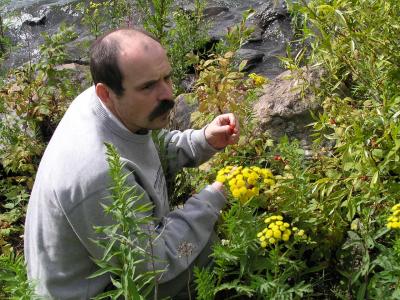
[
  {"left": 4, "top": 0, "right": 76, "bottom": 12},
  {"left": 2, "top": 0, "right": 292, "bottom": 78}
]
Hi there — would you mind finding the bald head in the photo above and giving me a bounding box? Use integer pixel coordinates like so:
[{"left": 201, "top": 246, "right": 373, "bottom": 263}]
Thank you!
[{"left": 90, "top": 28, "right": 162, "bottom": 97}]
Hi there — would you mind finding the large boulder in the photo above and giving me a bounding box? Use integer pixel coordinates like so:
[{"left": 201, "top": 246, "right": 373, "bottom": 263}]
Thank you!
[{"left": 253, "top": 67, "right": 323, "bottom": 148}]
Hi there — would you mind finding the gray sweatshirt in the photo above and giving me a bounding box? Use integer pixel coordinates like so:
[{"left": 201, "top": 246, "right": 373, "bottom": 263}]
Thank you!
[{"left": 24, "top": 87, "right": 226, "bottom": 299}]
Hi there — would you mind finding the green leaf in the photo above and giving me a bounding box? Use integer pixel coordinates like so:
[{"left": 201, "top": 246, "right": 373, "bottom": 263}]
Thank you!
[{"left": 238, "top": 60, "right": 248, "bottom": 72}]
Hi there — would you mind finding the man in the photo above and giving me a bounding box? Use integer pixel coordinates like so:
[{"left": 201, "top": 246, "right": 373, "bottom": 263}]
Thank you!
[{"left": 24, "top": 28, "right": 239, "bottom": 299}]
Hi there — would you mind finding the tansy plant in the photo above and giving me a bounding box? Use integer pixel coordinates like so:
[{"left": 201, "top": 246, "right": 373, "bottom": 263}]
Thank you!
[
  {"left": 216, "top": 166, "right": 275, "bottom": 204},
  {"left": 257, "top": 215, "right": 307, "bottom": 248},
  {"left": 248, "top": 73, "right": 267, "bottom": 87},
  {"left": 386, "top": 203, "right": 400, "bottom": 230}
]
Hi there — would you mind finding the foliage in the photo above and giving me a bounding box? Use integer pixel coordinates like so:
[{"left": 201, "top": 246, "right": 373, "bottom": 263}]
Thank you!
[
  {"left": 0, "top": 24, "right": 87, "bottom": 254},
  {"left": 0, "top": 252, "right": 39, "bottom": 299},
  {"left": 90, "top": 143, "right": 161, "bottom": 299},
  {"left": 134, "top": 0, "right": 209, "bottom": 92},
  {"left": 76, "top": 0, "right": 133, "bottom": 38},
  {"left": 191, "top": 51, "right": 266, "bottom": 130},
  {"left": 2, "top": 0, "right": 400, "bottom": 298},
  {"left": 280, "top": 0, "right": 400, "bottom": 297},
  {"left": 194, "top": 198, "right": 313, "bottom": 299},
  {"left": 0, "top": 1, "right": 11, "bottom": 64}
]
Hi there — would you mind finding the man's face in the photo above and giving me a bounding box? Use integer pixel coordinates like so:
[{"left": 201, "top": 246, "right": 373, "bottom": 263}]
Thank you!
[{"left": 108, "top": 39, "right": 174, "bottom": 133}]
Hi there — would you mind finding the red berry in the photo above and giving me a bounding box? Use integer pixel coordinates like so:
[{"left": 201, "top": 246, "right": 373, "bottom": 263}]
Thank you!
[
  {"left": 229, "top": 124, "right": 235, "bottom": 134},
  {"left": 274, "top": 155, "right": 282, "bottom": 161}
]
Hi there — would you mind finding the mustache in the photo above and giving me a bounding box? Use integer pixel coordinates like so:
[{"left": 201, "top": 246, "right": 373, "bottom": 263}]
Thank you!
[{"left": 148, "top": 99, "right": 175, "bottom": 121}]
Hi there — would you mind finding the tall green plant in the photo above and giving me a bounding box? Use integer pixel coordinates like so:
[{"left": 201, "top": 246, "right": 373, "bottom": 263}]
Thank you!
[{"left": 90, "top": 143, "right": 162, "bottom": 299}]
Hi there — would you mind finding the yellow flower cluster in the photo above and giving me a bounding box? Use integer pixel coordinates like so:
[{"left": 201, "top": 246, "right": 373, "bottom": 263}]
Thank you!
[
  {"left": 387, "top": 203, "right": 400, "bottom": 230},
  {"left": 257, "top": 215, "right": 306, "bottom": 248},
  {"left": 248, "top": 73, "right": 267, "bottom": 87},
  {"left": 216, "top": 166, "right": 275, "bottom": 203}
]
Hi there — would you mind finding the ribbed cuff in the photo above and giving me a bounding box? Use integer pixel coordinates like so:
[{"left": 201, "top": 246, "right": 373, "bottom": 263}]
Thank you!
[{"left": 202, "top": 185, "right": 227, "bottom": 212}]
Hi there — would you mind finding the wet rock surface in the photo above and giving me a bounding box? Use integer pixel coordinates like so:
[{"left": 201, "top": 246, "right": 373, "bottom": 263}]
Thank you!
[{"left": 3, "top": 0, "right": 293, "bottom": 79}]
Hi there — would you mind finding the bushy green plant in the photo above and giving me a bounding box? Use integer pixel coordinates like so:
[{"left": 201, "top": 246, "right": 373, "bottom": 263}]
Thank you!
[
  {"left": 76, "top": 0, "right": 133, "bottom": 38},
  {"left": 0, "top": 252, "right": 39, "bottom": 299},
  {"left": 195, "top": 197, "right": 313, "bottom": 299},
  {"left": 0, "top": 24, "right": 86, "bottom": 255},
  {"left": 277, "top": 0, "right": 400, "bottom": 296},
  {"left": 135, "top": 0, "right": 209, "bottom": 92}
]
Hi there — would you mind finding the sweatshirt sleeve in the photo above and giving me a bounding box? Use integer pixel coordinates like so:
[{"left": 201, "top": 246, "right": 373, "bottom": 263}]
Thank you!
[
  {"left": 160, "top": 128, "right": 219, "bottom": 176},
  {"left": 67, "top": 174, "right": 226, "bottom": 287}
]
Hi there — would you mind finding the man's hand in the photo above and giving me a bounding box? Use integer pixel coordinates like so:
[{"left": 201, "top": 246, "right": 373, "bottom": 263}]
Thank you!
[
  {"left": 204, "top": 113, "right": 240, "bottom": 150},
  {"left": 211, "top": 181, "right": 226, "bottom": 196}
]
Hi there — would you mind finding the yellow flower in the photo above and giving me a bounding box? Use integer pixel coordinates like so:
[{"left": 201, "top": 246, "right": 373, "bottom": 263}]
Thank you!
[
  {"left": 236, "top": 179, "right": 246, "bottom": 187},
  {"left": 263, "top": 179, "right": 275, "bottom": 186},
  {"left": 284, "top": 229, "right": 291, "bottom": 236},
  {"left": 273, "top": 230, "right": 281, "bottom": 239},
  {"left": 247, "top": 177, "right": 257, "bottom": 185},
  {"left": 282, "top": 234, "right": 290, "bottom": 241},
  {"left": 228, "top": 178, "right": 236, "bottom": 186},
  {"left": 232, "top": 188, "right": 241, "bottom": 198},
  {"left": 391, "top": 203, "right": 400, "bottom": 211},
  {"left": 261, "top": 241, "right": 267, "bottom": 248},
  {"left": 239, "top": 186, "right": 247, "bottom": 195},
  {"left": 269, "top": 237, "right": 276, "bottom": 244},
  {"left": 216, "top": 175, "right": 226, "bottom": 183}
]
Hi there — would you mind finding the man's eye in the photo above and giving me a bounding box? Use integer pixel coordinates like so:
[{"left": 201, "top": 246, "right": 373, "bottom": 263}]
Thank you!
[{"left": 143, "top": 82, "right": 155, "bottom": 90}]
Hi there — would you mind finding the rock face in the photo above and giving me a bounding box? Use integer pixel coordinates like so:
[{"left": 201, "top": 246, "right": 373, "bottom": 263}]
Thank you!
[
  {"left": 253, "top": 67, "right": 323, "bottom": 147},
  {"left": 255, "top": 0, "right": 288, "bottom": 29},
  {"left": 169, "top": 94, "right": 198, "bottom": 131}
]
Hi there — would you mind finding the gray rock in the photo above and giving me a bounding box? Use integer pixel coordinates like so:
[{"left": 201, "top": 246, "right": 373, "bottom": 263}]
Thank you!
[
  {"left": 255, "top": 0, "right": 288, "bottom": 29},
  {"left": 23, "top": 15, "right": 47, "bottom": 26},
  {"left": 169, "top": 94, "right": 198, "bottom": 131},
  {"left": 203, "top": 6, "right": 229, "bottom": 18},
  {"left": 235, "top": 48, "right": 264, "bottom": 71},
  {"left": 253, "top": 67, "right": 323, "bottom": 144},
  {"left": 247, "top": 24, "right": 264, "bottom": 42}
]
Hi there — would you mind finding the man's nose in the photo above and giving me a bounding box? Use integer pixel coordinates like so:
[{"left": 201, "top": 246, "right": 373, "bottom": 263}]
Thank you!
[{"left": 159, "top": 79, "right": 173, "bottom": 101}]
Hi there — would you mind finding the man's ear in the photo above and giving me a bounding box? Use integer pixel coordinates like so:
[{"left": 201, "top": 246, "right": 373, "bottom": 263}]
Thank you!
[{"left": 95, "top": 83, "right": 111, "bottom": 105}]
